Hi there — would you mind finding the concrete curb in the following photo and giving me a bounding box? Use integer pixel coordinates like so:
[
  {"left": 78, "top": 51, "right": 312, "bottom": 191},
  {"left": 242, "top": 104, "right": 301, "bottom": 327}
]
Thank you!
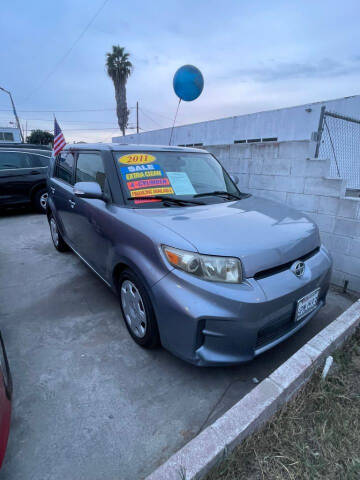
[{"left": 145, "top": 299, "right": 360, "bottom": 480}]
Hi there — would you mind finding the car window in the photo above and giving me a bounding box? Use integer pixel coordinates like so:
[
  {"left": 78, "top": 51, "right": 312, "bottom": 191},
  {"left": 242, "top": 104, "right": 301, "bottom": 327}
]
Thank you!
[
  {"left": 75, "top": 153, "right": 106, "bottom": 191},
  {"left": 176, "top": 155, "right": 225, "bottom": 191},
  {"left": 114, "top": 151, "right": 239, "bottom": 206},
  {"left": 55, "top": 152, "right": 75, "bottom": 185},
  {"left": 30, "top": 149, "right": 52, "bottom": 158},
  {"left": 0, "top": 151, "right": 31, "bottom": 170},
  {"left": 29, "top": 153, "right": 50, "bottom": 168}
]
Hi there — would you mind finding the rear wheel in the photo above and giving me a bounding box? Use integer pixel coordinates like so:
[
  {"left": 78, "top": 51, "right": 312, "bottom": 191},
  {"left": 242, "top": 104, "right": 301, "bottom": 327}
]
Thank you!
[
  {"left": 49, "top": 215, "right": 69, "bottom": 252},
  {"left": 118, "top": 269, "right": 160, "bottom": 349},
  {"left": 33, "top": 188, "right": 48, "bottom": 213}
]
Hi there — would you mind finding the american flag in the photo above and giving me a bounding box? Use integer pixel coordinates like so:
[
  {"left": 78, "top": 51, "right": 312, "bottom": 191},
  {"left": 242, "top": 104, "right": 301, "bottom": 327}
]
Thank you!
[{"left": 53, "top": 117, "right": 66, "bottom": 156}]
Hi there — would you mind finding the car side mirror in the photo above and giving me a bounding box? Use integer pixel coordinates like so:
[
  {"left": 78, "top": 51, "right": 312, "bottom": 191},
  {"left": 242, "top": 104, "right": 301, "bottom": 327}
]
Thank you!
[
  {"left": 73, "top": 181, "right": 104, "bottom": 200},
  {"left": 231, "top": 174, "right": 239, "bottom": 185}
]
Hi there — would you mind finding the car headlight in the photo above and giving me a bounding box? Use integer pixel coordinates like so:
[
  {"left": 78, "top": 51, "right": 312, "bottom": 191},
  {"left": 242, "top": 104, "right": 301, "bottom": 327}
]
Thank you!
[{"left": 162, "top": 245, "right": 243, "bottom": 283}]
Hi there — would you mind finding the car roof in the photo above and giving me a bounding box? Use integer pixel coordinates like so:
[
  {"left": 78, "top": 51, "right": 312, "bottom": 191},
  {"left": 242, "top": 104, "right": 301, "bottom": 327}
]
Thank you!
[
  {"left": 64, "top": 143, "right": 207, "bottom": 154},
  {"left": 0, "top": 143, "right": 52, "bottom": 150}
]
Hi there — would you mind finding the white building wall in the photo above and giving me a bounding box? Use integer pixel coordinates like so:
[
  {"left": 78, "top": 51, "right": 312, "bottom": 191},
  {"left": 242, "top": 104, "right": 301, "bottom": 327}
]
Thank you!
[
  {"left": 113, "top": 95, "right": 360, "bottom": 146},
  {"left": 0, "top": 127, "right": 21, "bottom": 143},
  {"left": 205, "top": 140, "right": 360, "bottom": 293}
]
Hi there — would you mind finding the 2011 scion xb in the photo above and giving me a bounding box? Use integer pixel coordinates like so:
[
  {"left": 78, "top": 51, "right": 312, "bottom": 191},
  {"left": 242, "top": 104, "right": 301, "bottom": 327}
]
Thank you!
[{"left": 47, "top": 144, "right": 332, "bottom": 366}]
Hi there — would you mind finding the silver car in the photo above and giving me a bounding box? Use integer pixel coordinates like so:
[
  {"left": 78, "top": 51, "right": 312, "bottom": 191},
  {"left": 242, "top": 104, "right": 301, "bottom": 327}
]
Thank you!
[{"left": 47, "top": 144, "right": 332, "bottom": 366}]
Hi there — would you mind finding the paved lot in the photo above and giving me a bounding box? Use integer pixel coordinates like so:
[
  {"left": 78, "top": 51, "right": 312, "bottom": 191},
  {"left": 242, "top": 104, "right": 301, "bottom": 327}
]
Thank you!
[{"left": 0, "top": 211, "right": 357, "bottom": 480}]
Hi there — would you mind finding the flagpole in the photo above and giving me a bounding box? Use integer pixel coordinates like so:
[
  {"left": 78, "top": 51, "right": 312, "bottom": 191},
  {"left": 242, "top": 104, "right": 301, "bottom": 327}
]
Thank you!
[{"left": 52, "top": 114, "right": 56, "bottom": 156}]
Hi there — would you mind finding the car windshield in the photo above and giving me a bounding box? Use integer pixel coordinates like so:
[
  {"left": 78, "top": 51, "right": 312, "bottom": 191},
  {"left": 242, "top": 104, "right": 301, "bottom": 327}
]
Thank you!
[{"left": 114, "top": 151, "right": 243, "bottom": 207}]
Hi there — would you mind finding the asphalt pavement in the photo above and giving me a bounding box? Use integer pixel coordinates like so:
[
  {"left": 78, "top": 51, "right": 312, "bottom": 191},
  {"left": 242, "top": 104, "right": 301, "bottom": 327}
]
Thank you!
[{"left": 0, "top": 211, "right": 357, "bottom": 480}]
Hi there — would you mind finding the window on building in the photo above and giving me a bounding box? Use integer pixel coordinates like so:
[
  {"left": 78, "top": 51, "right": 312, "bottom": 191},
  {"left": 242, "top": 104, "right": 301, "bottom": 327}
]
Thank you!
[
  {"left": 234, "top": 140, "right": 246, "bottom": 144},
  {"left": 262, "top": 137, "right": 278, "bottom": 142},
  {"left": 3, "top": 132, "right": 14, "bottom": 141},
  {"left": 247, "top": 138, "right": 261, "bottom": 143}
]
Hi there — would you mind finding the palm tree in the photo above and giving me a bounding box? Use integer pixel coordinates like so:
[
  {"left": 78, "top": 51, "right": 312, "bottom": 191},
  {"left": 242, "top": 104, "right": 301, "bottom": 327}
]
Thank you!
[{"left": 106, "top": 46, "right": 132, "bottom": 136}]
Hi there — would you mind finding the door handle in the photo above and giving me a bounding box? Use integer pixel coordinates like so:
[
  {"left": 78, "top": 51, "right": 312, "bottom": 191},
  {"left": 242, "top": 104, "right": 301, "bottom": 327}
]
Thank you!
[
  {"left": 69, "top": 199, "right": 76, "bottom": 208},
  {"left": 30, "top": 170, "right": 40, "bottom": 175},
  {"left": 50, "top": 186, "right": 55, "bottom": 194}
]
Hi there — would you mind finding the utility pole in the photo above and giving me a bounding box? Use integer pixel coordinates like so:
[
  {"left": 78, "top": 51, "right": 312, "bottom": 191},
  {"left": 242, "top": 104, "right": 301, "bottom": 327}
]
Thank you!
[
  {"left": 136, "top": 101, "right": 139, "bottom": 134},
  {"left": 0, "top": 86, "right": 24, "bottom": 143}
]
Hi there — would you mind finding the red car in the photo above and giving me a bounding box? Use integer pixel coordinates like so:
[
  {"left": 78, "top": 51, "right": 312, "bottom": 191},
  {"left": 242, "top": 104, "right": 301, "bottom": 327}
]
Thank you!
[{"left": 0, "top": 333, "right": 11, "bottom": 468}]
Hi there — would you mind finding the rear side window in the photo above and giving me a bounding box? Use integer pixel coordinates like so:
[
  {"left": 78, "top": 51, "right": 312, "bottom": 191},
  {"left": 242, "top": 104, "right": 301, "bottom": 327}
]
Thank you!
[
  {"left": 75, "top": 153, "right": 106, "bottom": 191},
  {"left": 29, "top": 153, "right": 49, "bottom": 168},
  {"left": 0, "top": 151, "right": 30, "bottom": 170},
  {"left": 55, "top": 152, "right": 75, "bottom": 185}
]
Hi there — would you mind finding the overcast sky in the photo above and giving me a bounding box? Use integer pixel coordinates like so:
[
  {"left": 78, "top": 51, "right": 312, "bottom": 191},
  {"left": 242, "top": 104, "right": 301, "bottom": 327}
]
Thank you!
[{"left": 1, "top": 0, "right": 360, "bottom": 143}]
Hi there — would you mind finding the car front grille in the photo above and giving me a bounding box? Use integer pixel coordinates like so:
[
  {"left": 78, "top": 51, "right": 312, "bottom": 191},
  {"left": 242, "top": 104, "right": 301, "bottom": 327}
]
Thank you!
[
  {"left": 254, "top": 246, "right": 320, "bottom": 280},
  {"left": 255, "top": 317, "right": 295, "bottom": 350}
]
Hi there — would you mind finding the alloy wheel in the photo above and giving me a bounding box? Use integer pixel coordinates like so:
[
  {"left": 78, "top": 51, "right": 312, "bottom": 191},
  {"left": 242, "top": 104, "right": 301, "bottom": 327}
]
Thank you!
[{"left": 40, "top": 192, "right": 48, "bottom": 210}]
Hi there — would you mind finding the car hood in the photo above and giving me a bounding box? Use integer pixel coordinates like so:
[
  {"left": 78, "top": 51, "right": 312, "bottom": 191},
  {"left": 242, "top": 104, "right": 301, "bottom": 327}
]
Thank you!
[{"left": 135, "top": 196, "right": 320, "bottom": 278}]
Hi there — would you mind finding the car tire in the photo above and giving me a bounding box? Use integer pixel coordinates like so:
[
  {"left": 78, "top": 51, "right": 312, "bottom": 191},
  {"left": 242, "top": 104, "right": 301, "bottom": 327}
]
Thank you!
[
  {"left": 118, "top": 269, "right": 160, "bottom": 349},
  {"left": 33, "top": 188, "right": 48, "bottom": 213},
  {"left": 49, "top": 215, "right": 69, "bottom": 252}
]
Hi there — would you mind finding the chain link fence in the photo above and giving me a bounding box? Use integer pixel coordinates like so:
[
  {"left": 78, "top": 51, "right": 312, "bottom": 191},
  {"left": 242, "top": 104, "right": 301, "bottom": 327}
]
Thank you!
[{"left": 315, "top": 107, "right": 360, "bottom": 190}]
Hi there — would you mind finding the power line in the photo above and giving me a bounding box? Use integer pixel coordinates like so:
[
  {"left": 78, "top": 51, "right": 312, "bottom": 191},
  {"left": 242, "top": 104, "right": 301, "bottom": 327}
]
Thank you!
[
  {"left": 21, "top": 0, "right": 111, "bottom": 104},
  {"left": 139, "top": 108, "right": 165, "bottom": 129},
  {"left": 141, "top": 107, "right": 173, "bottom": 122},
  {"left": 28, "top": 126, "right": 137, "bottom": 132},
  {"left": 0, "top": 107, "right": 117, "bottom": 113},
  {"left": 14, "top": 118, "right": 120, "bottom": 125}
]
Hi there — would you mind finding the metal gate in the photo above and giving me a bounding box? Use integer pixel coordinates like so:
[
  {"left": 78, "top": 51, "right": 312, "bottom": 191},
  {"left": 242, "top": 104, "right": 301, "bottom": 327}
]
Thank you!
[{"left": 314, "top": 106, "right": 360, "bottom": 190}]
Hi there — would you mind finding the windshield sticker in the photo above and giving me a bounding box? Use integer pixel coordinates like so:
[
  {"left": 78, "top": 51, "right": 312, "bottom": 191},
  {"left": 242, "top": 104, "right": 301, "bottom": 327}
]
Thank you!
[
  {"left": 130, "top": 187, "right": 174, "bottom": 198},
  {"left": 134, "top": 198, "right": 161, "bottom": 205},
  {"left": 167, "top": 171, "right": 196, "bottom": 195},
  {"left": 120, "top": 163, "right": 165, "bottom": 181},
  {"left": 118, "top": 153, "right": 156, "bottom": 165},
  {"left": 127, "top": 178, "right": 170, "bottom": 190}
]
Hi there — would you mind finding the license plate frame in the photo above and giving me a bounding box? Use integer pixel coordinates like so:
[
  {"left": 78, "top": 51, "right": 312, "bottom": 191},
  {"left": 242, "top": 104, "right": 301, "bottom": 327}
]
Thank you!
[{"left": 295, "top": 288, "right": 320, "bottom": 322}]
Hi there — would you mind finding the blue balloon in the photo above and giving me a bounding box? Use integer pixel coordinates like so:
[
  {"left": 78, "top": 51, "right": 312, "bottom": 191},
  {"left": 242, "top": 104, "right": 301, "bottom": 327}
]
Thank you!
[{"left": 173, "top": 65, "right": 204, "bottom": 102}]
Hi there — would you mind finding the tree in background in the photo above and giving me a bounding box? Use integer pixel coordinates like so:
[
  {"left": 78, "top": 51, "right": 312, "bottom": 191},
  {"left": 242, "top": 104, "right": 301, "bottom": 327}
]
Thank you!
[
  {"left": 106, "top": 46, "right": 132, "bottom": 136},
  {"left": 27, "top": 129, "right": 54, "bottom": 145}
]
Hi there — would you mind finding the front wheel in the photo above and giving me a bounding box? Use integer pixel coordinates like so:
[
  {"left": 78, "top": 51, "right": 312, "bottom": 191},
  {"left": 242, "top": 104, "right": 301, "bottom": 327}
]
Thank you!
[{"left": 118, "top": 269, "right": 160, "bottom": 349}]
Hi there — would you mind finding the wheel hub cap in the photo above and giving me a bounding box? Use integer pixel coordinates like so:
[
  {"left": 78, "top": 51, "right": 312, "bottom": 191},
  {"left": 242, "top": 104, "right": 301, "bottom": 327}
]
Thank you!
[
  {"left": 120, "top": 280, "right": 147, "bottom": 338},
  {"left": 50, "top": 218, "right": 59, "bottom": 246}
]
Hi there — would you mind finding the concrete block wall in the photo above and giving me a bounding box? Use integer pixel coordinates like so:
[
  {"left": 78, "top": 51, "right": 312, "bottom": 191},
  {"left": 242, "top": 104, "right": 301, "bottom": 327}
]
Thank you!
[{"left": 205, "top": 140, "right": 360, "bottom": 293}]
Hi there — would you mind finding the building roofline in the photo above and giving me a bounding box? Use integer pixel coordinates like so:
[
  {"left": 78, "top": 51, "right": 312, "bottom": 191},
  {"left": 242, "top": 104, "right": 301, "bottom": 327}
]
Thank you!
[{"left": 113, "top": 93, "right": 360, "bottom": 139}]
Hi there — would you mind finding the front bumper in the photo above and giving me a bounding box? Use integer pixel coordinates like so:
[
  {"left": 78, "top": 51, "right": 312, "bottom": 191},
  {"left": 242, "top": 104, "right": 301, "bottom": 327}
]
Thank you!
[{"left": 151, "top": 246, "right": 332, "bottom": 366}]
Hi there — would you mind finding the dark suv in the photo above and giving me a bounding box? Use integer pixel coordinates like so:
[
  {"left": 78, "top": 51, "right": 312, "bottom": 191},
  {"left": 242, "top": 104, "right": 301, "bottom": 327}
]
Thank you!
[{"left": 0, "top": 144, "right": 52, "bottom": 212}]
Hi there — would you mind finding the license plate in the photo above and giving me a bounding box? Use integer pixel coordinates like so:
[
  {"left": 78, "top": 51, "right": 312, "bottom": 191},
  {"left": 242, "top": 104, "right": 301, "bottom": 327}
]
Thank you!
[{"left": 295, "top": 288, "right": 320, "bottom": 322}]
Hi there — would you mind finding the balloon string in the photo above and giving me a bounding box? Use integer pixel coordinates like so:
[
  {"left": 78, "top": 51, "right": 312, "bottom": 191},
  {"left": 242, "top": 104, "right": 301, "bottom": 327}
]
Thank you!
[{"left": 169, "top": 98, "right": 181, "bottom": 146}]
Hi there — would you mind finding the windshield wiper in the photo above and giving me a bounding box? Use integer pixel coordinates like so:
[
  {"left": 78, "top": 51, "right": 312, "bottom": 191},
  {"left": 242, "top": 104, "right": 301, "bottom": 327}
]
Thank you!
[
  {"left": 127, "top": 195, "right": 205, "bottom": 206},
  {"left": 193, "top": 190, "right": 245, "bottom": 200}
]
